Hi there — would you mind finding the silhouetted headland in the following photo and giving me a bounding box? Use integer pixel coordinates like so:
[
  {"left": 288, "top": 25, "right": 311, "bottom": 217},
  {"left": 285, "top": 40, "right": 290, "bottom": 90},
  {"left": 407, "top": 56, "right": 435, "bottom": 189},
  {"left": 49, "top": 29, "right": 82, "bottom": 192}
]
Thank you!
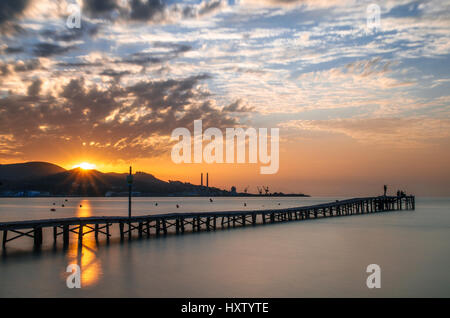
[{"left": 0, "top": 162, "right": 309, "bottom": 197}]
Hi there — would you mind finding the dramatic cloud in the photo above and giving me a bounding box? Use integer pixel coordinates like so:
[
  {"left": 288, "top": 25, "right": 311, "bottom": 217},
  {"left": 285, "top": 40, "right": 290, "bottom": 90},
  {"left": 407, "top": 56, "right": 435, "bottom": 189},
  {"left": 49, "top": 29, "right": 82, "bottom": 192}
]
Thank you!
[
  {"left": 33, "top": 43, "right": 77, "bottom": 57},
  {"left": 283, "top": 117, "right": 450, "bottom": 148},
  {"left": 0, "top": 0, "right": 29, "bottom": 33},
  {"left": 0, "top": 73, "right": 250, "bottom": 160}
]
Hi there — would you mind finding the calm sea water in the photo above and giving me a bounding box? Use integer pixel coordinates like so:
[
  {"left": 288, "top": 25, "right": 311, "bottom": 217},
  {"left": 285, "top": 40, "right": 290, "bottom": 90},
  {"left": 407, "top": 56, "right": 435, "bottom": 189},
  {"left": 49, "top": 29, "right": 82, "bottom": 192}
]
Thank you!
[{"left": 0, "top": 196, "right": 449, "bottom": 297}]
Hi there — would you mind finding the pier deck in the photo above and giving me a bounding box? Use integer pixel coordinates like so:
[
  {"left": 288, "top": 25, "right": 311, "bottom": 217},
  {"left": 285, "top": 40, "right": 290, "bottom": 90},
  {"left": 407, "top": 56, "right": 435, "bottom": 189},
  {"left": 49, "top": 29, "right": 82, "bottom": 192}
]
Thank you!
[{"left": 0, "top": 195, "right": 415, "bottom": 249}]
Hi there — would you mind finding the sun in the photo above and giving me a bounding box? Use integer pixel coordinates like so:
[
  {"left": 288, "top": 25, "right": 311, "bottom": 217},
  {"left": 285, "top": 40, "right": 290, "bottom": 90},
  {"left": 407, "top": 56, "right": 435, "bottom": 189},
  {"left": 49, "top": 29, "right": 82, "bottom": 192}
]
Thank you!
[{"left": 72, "top": 162, "right": 96, "bottom": 170}]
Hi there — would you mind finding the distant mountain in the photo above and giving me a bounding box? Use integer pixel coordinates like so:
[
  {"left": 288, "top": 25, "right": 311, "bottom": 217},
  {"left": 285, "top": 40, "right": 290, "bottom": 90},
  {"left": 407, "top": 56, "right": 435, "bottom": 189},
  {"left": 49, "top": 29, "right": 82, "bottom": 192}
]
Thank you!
[
  {"left": 0, "top": 162, "right": 230, "bottom": 196},
  {"left": 0, "top": 161, "right": 309, "bottom": 197},
  {"left": 0, "top": 162, "right": 66, "bottom": 181}
]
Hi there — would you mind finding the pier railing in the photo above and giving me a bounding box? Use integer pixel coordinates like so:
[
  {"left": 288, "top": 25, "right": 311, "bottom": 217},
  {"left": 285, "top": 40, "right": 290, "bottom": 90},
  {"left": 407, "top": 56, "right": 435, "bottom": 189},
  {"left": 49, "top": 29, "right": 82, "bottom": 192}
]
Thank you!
[{"left": 0, "top": 195, "right": 415, "bottom": 249}]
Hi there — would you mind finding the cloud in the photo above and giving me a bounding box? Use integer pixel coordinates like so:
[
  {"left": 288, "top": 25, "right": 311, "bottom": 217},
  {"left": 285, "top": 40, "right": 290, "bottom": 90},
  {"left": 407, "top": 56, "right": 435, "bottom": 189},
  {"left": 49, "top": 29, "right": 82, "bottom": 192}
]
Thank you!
[
  {"left": 33, "top": 42, "right": 77, "bottom": 57},
  {"left": 27, "top": 78, "right": 41, "bottom": 96},
  {"left": 0, "top": 0, "right": 29, "bottom": 33},
  {"left": 283, "top": 117, "right": 450, "bottom": 148},
  {"left": 222, "top": 99, "right": 255, "bottom": 112},
  {"left": 83, "top": 0, "right": 118, "bottom": 16},
  {"left": 0, "top": 73, "right": 252, "bottom": 161}
]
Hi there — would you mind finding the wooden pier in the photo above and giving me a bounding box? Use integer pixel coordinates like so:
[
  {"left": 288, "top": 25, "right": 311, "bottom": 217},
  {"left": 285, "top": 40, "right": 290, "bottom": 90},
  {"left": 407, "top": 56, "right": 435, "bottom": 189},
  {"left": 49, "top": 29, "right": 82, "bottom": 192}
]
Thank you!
[{"left": 0, "top": 195, "right": 415, "bottom": 250}]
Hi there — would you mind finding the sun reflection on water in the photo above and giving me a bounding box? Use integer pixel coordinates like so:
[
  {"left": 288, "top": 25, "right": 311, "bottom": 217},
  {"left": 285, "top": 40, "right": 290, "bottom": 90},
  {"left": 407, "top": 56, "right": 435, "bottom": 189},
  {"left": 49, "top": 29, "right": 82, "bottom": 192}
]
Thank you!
[{"left": 65, "top": 199, "right": 102, "bottom": 287}]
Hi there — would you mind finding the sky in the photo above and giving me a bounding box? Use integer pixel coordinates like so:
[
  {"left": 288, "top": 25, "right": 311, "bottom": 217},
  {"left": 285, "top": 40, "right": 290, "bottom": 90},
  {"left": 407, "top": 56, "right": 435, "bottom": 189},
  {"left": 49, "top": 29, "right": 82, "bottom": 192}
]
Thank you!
[{"left": 0, "top": 0, "right": 449, "bottom": 196}]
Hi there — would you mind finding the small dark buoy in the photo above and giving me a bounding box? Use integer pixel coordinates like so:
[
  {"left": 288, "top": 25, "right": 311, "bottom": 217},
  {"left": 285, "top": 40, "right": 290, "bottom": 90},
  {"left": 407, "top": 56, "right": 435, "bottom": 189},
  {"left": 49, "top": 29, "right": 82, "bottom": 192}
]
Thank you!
[
  {"left": 52, "top": 202, "right": 55, "bottom": 205},
  {"left": 65, "top": 199, "right": 68, "bottom": 202},
  {"left": 79, "top": 204, "right": 82, "bottom": 207},
  {"left": 61, "top": 204, "right": 65, "bottom": 207},
  {"left": 176, "top": 204, "right": 180, "bottom": 208},
  {"left": 278, "top": 203, "right": 281, "bottom": 205},
  {"left": 244, "top": 203, "right": 247, "bottom": 207},
  {"left": 50, "top": 208, "right": 56, "bottom": 212},
  {"left": 209, "top": 198, "right": 213, "bottom": 202},
  {"left": 155, "top": 202, "right": 158, "bottom": 206}
]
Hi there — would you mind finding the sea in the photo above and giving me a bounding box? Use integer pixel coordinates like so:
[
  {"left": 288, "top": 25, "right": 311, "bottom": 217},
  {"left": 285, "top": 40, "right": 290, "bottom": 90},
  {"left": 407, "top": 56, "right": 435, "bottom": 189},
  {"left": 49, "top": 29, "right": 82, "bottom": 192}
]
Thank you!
[{"left": 0, "top": 196, "right": 449, "bottom": 297}]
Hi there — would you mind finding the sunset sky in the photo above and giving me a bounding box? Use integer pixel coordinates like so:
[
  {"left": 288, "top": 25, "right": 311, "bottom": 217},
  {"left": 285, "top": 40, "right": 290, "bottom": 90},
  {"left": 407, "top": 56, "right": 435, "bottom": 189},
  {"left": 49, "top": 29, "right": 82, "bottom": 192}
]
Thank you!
[{"left": 1, "top": 0, "right": 449, "bottom": 196}]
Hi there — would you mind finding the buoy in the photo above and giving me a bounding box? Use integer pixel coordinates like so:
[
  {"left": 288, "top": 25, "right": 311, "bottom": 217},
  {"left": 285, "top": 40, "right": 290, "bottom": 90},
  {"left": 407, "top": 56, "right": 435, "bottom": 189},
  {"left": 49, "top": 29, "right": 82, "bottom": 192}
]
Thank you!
[
  {"left": 155, "top": 202, "right": 158, "bottom": 206},
  {"left": 50, "top": 208, "right": 56, "bottom": 212},
  {"left": 79, "top": 204, "right": 82, "bottom": 207},
  {"left": 61, "top": 204, "right": 65, "bottom": 207},
  {"left": 176, "top": 204, "right": 180, "bottom": 208},
  {"left": 209, "top": 198, "right": 213, "bottom": 202},
  {"left": 244, "top": 203, "right": 247, "bottom": 207},
  {"left": 52, "top": 203, "right": 55, "bottom": 205},
  {"left": 65, "top": 199, "right": 68, "bottom": 202}
]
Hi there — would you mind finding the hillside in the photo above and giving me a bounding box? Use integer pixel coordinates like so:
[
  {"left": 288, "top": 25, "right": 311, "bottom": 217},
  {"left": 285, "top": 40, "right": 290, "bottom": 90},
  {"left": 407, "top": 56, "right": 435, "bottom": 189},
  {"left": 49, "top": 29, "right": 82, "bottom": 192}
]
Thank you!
[
  {"left": 0, "top": 162, "right": 66, "bottom": 180},
  {"left": 0, "top": 163, "right": 228, "bottom": 196}
]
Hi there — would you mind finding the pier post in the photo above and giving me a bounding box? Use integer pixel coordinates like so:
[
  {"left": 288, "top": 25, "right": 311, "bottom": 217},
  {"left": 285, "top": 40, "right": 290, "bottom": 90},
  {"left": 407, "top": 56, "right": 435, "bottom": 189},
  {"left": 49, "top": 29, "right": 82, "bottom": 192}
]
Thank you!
[
  {"left": 95, "top": 224, "right": 99, "bottom": 241},
  {"left": 106, "top": 223, "right": 110, "bottom": 243},
  {"left": 120, "top": 222, "right": 124, "bottom": 241},
  {"left": 53, "top": 226, "right": 57, "bottom": 244},
  {"left": 213, "top": 216, "right": 217, "bottom": 230},
  {"left": 34, "top": 226, "right": 42, "bottom": 247},
  {"left": 78, "top": 223, "right": 83, "bottom": 245},
  {"left": 176, "top": 218, "right": 180, "bottom": 234},
  {"left": 196, "top": 216, "right": 201, "bottom": 231},
  {"left": 181, "top": 218, "right": 185, "bottom": 233},
  {"left": 138, "top": 222, "right": 143, "bottom": 239},
  {"left": 262, "top": 213, "right": 266, "bottom": 224},
  {"left": 2, "top": 230, "right": 7, "bottom": 248},
  {"left": 242, "top": 214, "right": 246, "bottom": 227},
  {"left": 162, "top": 219, "right": 167, "bottom": 235},
  {"left": 156, "top": 219, "right": 161, "bottom": 236},
  {"left": 206, "top": 217, "right": 211, "bottom": 231},
  {"left": 146, "top": 221, "right": 150, "bottom": 238},
  {"left": 192, "top": 218, "right": 196, "bottom": 232},
  {"left": 63, "top": 225, "right": 69, "bottom": 247}
]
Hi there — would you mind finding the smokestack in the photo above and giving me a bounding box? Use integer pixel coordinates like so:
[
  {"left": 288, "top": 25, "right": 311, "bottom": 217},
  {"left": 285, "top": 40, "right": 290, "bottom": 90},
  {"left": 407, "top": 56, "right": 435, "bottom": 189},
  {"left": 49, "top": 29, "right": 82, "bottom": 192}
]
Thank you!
[
  {"left": 201, "top": 173, "right": 203, "bottom": 186},
  {"left": 206, "top": 173, "right": 209, "bottom": 188}
]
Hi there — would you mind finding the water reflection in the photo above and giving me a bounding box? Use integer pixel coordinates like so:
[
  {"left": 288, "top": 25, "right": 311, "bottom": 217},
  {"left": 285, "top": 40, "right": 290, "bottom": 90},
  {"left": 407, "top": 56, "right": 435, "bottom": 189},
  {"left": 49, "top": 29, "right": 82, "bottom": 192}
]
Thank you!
[{"left": 65, "top": 199, "right": 102, "bottom": 287}]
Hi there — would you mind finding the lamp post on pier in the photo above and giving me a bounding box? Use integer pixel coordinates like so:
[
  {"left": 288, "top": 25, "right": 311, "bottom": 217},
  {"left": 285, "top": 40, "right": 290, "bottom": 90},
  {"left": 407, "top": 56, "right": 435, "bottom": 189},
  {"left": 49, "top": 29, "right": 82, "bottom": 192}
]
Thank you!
[{"left": 127, "top": 166, "right": 133, "bottom": 218}]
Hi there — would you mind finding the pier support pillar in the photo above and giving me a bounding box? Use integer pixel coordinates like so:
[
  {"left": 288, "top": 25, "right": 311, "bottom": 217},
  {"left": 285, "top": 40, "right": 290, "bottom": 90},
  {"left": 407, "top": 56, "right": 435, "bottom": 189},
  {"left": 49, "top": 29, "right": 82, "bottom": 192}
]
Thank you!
[
  {"left": 162, "top": 219, "right": 167, "bottom": 235},
  {"left": 120, "top": 222, "right": 124, "bottom": 241},
  {"left": 138, "top": 222, "right": 143, "bottom": 239},
  {"left": 34, "top": 227, "right": 42, "bottom": 247},
  {"left": 78, "top": 224, "right": 83, "bottom": 245},
  {"left": 53, "top": 226, "right": 57, "bottom": 244},
  {"left": 156, "top": 219, "right": 161, "bottom": 236},
  {"left": 95, "top": 224, "right": 99, "bottom": 241},
  {"left": 63, "top": 225, "right": 69, "bottom": 247},
  {"left": 106, "top": 223, "right": 110, "bottom": 243},
  {"left": 206, "top": 217, "right": 211, "bottom": 231},
  {"left": 2, "top": 230, "right": 7, "bottom": 248}
]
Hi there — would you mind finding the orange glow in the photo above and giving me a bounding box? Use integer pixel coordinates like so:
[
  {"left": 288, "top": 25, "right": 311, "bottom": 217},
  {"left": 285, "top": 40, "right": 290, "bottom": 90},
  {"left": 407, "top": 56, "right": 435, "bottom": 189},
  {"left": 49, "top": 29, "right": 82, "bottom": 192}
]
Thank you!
[
  {"left": 65, "top": 200, "right": 102, "bottom": 287},
  {"left": 72, "top": 162, "right": 96, "bottom": 170}
]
